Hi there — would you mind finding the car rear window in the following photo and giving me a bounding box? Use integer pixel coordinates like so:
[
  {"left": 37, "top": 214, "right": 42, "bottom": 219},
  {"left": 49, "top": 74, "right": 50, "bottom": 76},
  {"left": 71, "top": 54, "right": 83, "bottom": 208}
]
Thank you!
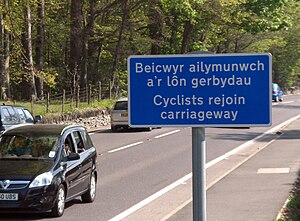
[{"left": 114, "top": 101, "right": 128, "bottom": 110}]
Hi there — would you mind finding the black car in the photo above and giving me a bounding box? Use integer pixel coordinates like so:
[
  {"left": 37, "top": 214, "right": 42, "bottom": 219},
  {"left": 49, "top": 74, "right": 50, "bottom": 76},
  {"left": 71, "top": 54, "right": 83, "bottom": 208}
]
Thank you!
[
  {"left": 0, "top": 124, "right": 97, "bottom": 217},
  {"left": 0, "top": 105, "right": 42, "bottom": 134}
]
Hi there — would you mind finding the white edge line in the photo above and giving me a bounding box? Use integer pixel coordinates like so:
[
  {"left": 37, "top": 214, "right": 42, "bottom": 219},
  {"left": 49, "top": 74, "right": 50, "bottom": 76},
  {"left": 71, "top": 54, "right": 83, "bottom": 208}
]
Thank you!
[
  {"left": 155, "top": 130, "right": 180, "bottom": 139},
  {"left": 108, "top": 141, "right": 144, "bottom": 153},
  {"left": 108, "top": 173, "right": 192, "bottom": 221},
  {"left": 109, "top": 114, "right": 300, "bottom": 220},
  {"left": 206, "top": 114, "right": 300, "bottom": 168},
  {"left": 276, "top": 198, "right": 290, "bottom": 220}
]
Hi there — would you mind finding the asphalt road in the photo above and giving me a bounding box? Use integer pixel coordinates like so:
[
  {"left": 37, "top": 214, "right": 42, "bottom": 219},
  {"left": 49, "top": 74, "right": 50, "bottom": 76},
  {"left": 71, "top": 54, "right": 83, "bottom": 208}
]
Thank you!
[{"left": 1, "top": 93, "right": 300, "bottom": 221}]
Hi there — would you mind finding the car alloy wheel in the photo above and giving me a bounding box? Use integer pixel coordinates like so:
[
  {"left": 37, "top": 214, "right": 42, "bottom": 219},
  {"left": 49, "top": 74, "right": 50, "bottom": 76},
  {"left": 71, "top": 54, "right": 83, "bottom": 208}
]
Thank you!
[
  {"left": 51, "top": 185, "right": 66, "bottom": 217},
  {"left": 82, "top": 173, "right": 96, "bottom": 203}
]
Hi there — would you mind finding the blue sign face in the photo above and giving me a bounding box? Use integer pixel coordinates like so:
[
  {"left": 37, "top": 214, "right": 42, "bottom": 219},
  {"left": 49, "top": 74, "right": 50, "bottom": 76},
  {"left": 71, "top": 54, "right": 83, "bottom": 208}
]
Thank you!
[{"left": 128, "top": 53, "right": 272, "bottom": 127}]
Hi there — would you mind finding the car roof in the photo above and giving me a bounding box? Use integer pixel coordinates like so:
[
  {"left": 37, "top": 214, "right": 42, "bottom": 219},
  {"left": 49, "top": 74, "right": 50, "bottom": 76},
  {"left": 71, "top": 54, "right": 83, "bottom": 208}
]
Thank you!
[
  {"left": 2, "top": 124, "right": 83, "bottom": 136},
  {"left": 116, "top": 97, "right": 128, "bottom": 102},
  {"left": 0, "top": 105, "right": 27, "bottom": 109}
]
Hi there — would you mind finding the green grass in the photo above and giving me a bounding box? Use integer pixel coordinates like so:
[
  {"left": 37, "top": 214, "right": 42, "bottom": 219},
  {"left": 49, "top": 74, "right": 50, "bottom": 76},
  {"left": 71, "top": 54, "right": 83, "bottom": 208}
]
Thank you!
[
  {"left": 275, "top": 178, "right": 300, "bottom": 221},
  {"left": 1, "top": 99, "right": 116, "bottom": 117}
]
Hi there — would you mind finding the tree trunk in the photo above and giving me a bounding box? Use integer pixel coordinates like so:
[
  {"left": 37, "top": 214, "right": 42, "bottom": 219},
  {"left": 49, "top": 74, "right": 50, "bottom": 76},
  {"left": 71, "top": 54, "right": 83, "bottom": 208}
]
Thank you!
[
  {"left": 35, "top": 0, "right": 45, "bottom": 100},
  {"left": 148, "top": 3, "right": 163, "bottom": 55},
  {"left": 81, "top": 0, "right": 97, "bottom": 91},
  {"left": 22, "top": 0, "right": 37, "bottom": 99},
  {"left": 110, "top": 0, "right": 129, "bottom": 96},
  {"left": 181, "top": 20, "right": 193, "bottom": 54},
  {"left": 70, "top": 0, "right": 83, "bottom": 93},
  {"left": 0, "top": 0, "right": 11, "bottom": 100}
]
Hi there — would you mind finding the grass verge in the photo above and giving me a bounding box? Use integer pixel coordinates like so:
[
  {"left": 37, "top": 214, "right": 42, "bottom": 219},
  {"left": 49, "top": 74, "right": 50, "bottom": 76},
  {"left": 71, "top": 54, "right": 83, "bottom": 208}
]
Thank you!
[
  {"left": 276, "top": 177, "right": 300, "bottom": 221},
  {"left": 1, "top": 99, "right": 116, "bottom": 118}
]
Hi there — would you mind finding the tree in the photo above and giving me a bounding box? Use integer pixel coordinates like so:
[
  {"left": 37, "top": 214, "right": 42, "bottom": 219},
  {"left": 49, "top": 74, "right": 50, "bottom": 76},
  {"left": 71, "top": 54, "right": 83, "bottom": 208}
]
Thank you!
[
  {"left": 69, "top": 0, "right": 83, "bottom": 94},
  {"left": 110, "top": 0, "right": 130, "bottom": 96},
  {"left": 0, "top": 0, "right": 10, "bottom": 100},
  {"left": 35, "top": 0, "right": 45, "bottom": 99},
  {"left": 22, "top": 0, "right": 37, "bottom": 99}
]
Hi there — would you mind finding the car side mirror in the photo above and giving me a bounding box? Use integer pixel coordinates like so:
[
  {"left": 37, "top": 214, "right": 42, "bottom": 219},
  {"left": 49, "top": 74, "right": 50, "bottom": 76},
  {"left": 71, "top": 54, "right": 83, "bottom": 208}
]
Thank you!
[
  {"left": 67, "top": 152, "right": 80, "bottom": 161},
  {"left": 34, "top": 115, "right": 43, "bottom": 123}
]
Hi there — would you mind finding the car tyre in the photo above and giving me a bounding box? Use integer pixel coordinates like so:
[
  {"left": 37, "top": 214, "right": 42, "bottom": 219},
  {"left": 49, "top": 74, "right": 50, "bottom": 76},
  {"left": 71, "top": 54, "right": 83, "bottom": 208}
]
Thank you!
[
  {"left": 111, "top": 126, "right": 117, "bottom": 132},
  {"left": 81, "top": 173, "right": 96, "bottom": 203},
  {"left": 51, "top": 185, "right": 66, "bottom": 217}
]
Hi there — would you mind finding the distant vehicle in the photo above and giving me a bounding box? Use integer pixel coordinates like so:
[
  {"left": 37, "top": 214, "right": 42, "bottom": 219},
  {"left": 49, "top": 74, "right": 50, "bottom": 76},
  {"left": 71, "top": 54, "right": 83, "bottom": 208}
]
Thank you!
[
  {"left": 0, "top": 105, "right": 42, "bottom": 134},
  {"left": 0, "top": 124, "right": 97, "bottom": 217},
  {"left": 110, "top": 97, "right": 129, "bottom": 132},
  {"left": 110, "top": 98, "right": 152, "bottom": 132},
  {"left": 272, "top": 83, "right": 283, "bottom": 102}
]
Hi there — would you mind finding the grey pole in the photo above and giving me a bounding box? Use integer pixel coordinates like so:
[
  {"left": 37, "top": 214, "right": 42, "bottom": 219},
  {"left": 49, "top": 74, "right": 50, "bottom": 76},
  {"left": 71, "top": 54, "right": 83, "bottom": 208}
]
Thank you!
[{"left": 192, "top": 127, "right": 206, "bottom": 221}]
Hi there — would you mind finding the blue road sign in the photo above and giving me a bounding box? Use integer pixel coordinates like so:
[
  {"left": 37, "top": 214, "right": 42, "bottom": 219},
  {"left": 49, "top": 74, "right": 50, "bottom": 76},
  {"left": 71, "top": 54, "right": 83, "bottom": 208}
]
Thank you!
[{"left": 128, "top": 53, "right": 272, "bottom": 127}]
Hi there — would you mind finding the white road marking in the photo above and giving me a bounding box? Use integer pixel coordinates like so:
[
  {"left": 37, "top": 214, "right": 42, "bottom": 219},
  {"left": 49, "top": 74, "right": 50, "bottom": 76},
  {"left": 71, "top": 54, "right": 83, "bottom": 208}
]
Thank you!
[
  {"left": 154, "top": 130, "right": 180, "bottom": 139},
  {"left": 281, "top": 101, "right": 294, "bottom": 104},
  {"left": 108, "top": 114, "right": 300, "bottom": 221},
  {"left": 108, "top": 141, "right": 144, "bottom": 153},
  {"left": 257, "top": 168, "right": 290, "bottom": 174},
  {"left": 108, "top": 174, "right": 192, "bottom": 221},
  {"left": 107, "top": 129, "right": 181, "bottom": 154}
]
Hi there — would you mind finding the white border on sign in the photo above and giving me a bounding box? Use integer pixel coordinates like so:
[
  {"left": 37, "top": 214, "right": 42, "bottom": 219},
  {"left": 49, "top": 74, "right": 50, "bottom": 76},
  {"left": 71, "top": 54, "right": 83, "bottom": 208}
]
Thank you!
[{"left": 127, "top": 53, "right": 272, "bottom": 128}]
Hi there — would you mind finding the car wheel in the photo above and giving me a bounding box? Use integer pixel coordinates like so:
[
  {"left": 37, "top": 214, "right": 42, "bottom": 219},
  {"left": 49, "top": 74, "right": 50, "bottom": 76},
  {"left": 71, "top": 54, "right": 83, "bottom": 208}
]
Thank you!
[
  {"left": 51, "top": 185, "right": 66, "bottom": 217},
  {"left": 111, "top": 126, "right": 117, "bottom": 132},
  {"left": 81, "top": 173, "right": 96, "bottom": 203}
]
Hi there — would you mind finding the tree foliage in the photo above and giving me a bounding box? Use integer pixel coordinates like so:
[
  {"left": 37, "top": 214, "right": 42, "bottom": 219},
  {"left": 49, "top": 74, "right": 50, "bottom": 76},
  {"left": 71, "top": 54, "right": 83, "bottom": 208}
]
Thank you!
[{"left": 0, "top": 0, "right": 299, "bottom": 100}]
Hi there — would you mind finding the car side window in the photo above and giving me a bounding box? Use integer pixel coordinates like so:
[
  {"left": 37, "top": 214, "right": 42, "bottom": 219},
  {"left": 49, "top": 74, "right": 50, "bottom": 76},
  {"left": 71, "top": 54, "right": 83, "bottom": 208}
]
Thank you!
[
  {"left": 73, "top": 131, "right": 85, "bottom": 153},
  {"left": 15, "top": 108, "right": 26, "bottom": 123},
  {"left": 63, "top": 134, "right": 75, "bottom": 156},
  {"left": 23, "top": 109, "right": 34, "bottom": 123},
  {"left": 80, "top": 130, "right": 93, "bottom": 150}
]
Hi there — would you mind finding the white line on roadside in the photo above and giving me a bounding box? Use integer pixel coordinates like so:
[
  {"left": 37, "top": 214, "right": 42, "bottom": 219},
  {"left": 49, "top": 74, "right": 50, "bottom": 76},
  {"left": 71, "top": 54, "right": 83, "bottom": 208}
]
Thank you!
[
  {"left": 154, "top": 129, "right": 180, "bottom": 139},
  {"left": 108, "top": 141, "right": 144, "bottom": 153},
  {"left": 206, "top": 114, "right": 299, "bottom": 168},
  {"left": 108, "top": 173, "right": 192, "bottom": 221},
  {"left": 108, "top": 114, "right": 300, "bottom": 221}
]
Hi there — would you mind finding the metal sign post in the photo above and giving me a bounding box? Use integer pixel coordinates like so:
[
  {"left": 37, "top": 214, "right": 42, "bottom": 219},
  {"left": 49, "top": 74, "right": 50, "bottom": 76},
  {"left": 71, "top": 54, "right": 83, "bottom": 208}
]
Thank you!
[{"left": 192, "top": 127, "right": 206, "bottom": 221}]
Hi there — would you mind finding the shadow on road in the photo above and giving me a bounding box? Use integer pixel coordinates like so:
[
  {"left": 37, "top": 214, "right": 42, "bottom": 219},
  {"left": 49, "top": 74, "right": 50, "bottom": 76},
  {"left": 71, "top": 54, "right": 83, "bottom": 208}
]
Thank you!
[{"left": 0, "top": 199, "right": 82, "bottom": 220}]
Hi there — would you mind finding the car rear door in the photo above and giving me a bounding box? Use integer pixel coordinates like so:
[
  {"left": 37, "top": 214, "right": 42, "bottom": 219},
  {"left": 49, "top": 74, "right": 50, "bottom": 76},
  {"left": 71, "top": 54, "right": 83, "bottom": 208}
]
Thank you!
[
  {"left": 73, "top": 130, "right": 94, "bottom": 191},
  {"left": 62, "top": 131, "right": 83, "bottom": 199}
]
